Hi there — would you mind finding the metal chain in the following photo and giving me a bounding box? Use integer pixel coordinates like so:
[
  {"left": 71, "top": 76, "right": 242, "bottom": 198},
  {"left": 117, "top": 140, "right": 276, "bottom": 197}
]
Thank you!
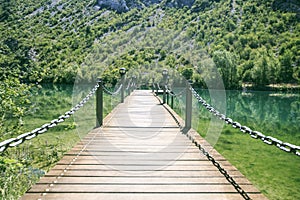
[
  {"left": 193, "top": 138, "right": 251, "bottom": 200},
  {"left": 190, "top": 87, "right": 300, "bottom": 157},
  {"left": 161, "top": 103, "right": 182, "bottom": 129},
  {"left": 165, "top": 86, "right": 185, "bottom": 97},
  {"left": 156, "top": 83, "right": 161, "bottom": 90},
  {"left": 0, "top": 83, "right": 100, "bottom": 153},
  {"left": 152, "top": 83, "right": 156, "bottom": 91},
  {"left": 101, "top": 84, "right": 123, "bottom": 96},
  {"left": 159, "top": 98, "right": 251, "bottom": 200},
  {"left": 185, "top": 132, "right": 252, "bottom": 200},
  {"left": 125, "top": 80, "right": 132, "bottom": 91}
]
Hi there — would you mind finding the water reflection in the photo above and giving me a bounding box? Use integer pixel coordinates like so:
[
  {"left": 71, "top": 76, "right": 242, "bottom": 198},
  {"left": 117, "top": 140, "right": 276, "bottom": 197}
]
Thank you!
[{"left": 198, "top": 89, "right": 300, "bottom": 142}]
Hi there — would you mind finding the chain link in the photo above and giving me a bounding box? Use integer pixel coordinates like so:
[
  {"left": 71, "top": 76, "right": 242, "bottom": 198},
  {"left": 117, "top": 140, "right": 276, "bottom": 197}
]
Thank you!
[
  {"left": 156, "top": 83, "right": 161, "bottom": 90},
  {"left": 101, "top": 84, "right": 123, "bottom": 96},
  {"left": 165, "top": 86, "right": 185, "bottom": 97},
  {"left": 125, "top": 78, "right": 137, "bottom": 92},
  {"left": 0, "top": 83, "right": 100, "bottom": 153},
  {"left": 190, "top": 87, "right": 300, "bottom": 157},
  {"left": 185, "top": 131, "right": 252, "bottom": 200},
  {"left": 159, "top": 95, "right": 251, "bottom": 200}
]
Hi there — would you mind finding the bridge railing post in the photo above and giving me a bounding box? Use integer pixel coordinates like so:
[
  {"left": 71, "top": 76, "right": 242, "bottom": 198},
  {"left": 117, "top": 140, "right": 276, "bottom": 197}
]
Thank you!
[
  {"left": 184, "top": 80, "right": 192, "bottom": 132},
  {"left": 96, "top": 78, "right": 103, "bottom": 128},
  {"left": 163, "top": 86, "right": 166, "bottom": 104},
  {"left": 126, "top": 78, "right": 131, "bottom": 97},
  {"left": 171, "top": 93, "right": 174, "bottom": 109},
  {"left": 126, "top": 83, "right": 130, "bottom": 96},
  {"left": 132, "top": 75, "right": 136, "bottom": 93},
  {"left": 119, "top": 68, "right": 126, "bottom": 103},
  {"left": 167, "top": 91, "right": 169, "bottom": 105},
  {"left": 162, "top": 69, "right": 168, "bottom": 104},
  {"left": 152, "top": 78, "right": 155, "bottom": 93}
]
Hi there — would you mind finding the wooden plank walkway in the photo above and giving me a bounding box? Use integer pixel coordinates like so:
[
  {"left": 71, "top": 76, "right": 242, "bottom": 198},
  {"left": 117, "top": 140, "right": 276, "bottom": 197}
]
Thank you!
[{"left": 21, "top": 90, "right": 267, "bottom": 200}]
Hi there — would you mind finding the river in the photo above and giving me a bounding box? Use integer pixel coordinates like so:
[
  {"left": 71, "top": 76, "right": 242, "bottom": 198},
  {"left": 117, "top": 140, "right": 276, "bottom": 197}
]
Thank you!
[{"left": 197, "top": 89, "right": 300, "bottom": 145}]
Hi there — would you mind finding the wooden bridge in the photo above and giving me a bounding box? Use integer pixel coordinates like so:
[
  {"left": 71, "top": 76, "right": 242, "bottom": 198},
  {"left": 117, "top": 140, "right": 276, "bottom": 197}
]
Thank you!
[{"left": 21, "top": 90, "right": 267, "bottom": 200}]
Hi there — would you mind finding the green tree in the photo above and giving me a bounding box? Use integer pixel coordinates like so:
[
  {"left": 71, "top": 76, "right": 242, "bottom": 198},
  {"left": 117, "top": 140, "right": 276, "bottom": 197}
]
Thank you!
[
  {"left": 182, "top": 67, "right": 193, "bottom": 80},
  {"left": 279, "top": 50, "right": 294, "bottom": 83},
  {"left": 212, "top": 50, "right": 239, "bottom": 89},
  {"left": 251, "top": 47, "right": 278, "bottom": 87}
]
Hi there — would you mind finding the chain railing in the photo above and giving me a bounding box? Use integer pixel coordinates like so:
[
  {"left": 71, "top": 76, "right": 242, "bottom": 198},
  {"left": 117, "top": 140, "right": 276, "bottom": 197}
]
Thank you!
[
  {"left": 185, "top": 130, "right": 251, "bottom": 200},
  {"left": 164, "top": 85, "right": 187, "bottom": 108},
  {"left": 95, "top": 81, "right": 124, "bottom": 128},
  {"left": 0, "top": 67, "right": 133, "bottom": 153},
  {"left": 165, "top": 86, "right": 185, "bottom": 97},
  {"left": 96, "top": 68, "right": 135, "bottom": 127},
  {"left": 159, "top": 80, "right": 251, "bottom": 200},
  {"left": 101, "top": 83, "right": 123, "bottom": 96},
  {"left": 0, "top": 83, "right": 100, "bottom": 153},
  {"left": 190, "top": 87, "right": 300, "bottom": 157}
]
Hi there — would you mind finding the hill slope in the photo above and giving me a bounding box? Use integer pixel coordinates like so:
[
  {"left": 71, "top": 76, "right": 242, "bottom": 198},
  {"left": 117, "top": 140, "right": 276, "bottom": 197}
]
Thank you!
[
  {"left": 0, "top": 0, "right": 299, "bottom": 199},
  {"left": 0, "top": 0, "right": 299, "bottom": 87}
]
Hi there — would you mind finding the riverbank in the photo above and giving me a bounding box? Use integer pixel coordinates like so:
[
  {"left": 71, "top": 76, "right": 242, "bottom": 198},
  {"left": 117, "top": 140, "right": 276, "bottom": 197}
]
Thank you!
[{"left": 243, "top": 83, "right": 300, "bottom": 92}]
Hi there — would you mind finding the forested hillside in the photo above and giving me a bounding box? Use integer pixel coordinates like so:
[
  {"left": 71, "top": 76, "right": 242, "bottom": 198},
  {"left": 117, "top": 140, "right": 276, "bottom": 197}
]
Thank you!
[
  {"left": 1, "top": 0, "right": 299, "bottom": 140},
  {"left": 0, "top": 0, "right": 299, "bottom": 199},
  {"left": 0, "top": 0, "right": 299, "bottom": 85}
]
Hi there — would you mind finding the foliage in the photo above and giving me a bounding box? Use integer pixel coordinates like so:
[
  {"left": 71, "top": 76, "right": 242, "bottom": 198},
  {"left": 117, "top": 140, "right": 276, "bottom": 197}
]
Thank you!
[
  {"left": 0, "top": 0, "right": 298, "bottom": 87},
  {"left": 0, "top": 0, "right": 299, "bottom": 199},
  {"left": 213, "top": 50, "right": 239, "bottom": 88},
  {"left": 0, "top": 77, "right": 32, "bottom": 141},
  {"left": 170, "top": 89, "right": 300, "bottom": 200},
  {"left": 0, "top": 84, "right": 125, "bottom": 199},
  {"left": 0, "top": 156, "right": 42, "bottom": 199}
]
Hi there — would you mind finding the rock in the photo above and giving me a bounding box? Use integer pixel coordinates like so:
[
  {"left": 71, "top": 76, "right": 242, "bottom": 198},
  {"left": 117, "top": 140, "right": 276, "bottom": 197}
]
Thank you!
[
  {"left": 97, "top": 0, "right": 129, "bottom": 13},
  {"left": 97, "top": 0, "right": 196, "bottom": 12},
  {"left": 165, "top": 0, "right": 195, "bottom": 8}
]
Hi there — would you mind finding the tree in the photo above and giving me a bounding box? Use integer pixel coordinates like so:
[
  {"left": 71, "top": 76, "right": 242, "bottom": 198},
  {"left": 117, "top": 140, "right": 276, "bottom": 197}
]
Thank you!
[
  {"left": 182, "top": 67, "right": 193, "bottom": 80},
  {"left": 250, "top": 47, "right": 278, "bottom": 87},
  {"left": 212, "top": 50, "right": 239, "bottom": 89},
  {"left": 279, "top": 50, "right": 294, "bottom": 83}
]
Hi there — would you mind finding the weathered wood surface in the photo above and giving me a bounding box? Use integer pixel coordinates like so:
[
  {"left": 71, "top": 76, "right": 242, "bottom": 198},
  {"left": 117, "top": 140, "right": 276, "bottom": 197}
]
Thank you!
[{"left": 21, "top": 90, "right": 267, "bottom": 200}]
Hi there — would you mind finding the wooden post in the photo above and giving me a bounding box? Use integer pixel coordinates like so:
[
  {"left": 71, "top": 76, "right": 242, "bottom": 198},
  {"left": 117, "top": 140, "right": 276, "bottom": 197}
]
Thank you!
[
  {"left": 96, "top": 78, "right": 103, "bottom": 128},
  {"left": 126, "top": 79, "right": 131, "bottom": 97},
  {"left": 171, "top": 94, "right": 174, "bottom": 109},
  {"left": 162, "top": 69, "right": 168, "bottom": 104},
  {"left": 152, "top": 78, "right": 155, "bottom": 93},
  {"left": 121, "top": 76, "right": 125, "bottom": 103},
  {"left": 167, "top": 91, "right": 169, "bottom": 105},
  {"left": 119, "top": 68, "right": 126, "bottom": 103},
  {"left": 131, "top": 75, "right": 136, "bottom": 94},
  {"left": 126, "top": 85, "right": 130, "bottom": 97},
  {"left": 163, "top": 85, "right": 166, "bottom": 104},
  {"left": 184, "top": 81, "right": 192, "bottom": 132}
]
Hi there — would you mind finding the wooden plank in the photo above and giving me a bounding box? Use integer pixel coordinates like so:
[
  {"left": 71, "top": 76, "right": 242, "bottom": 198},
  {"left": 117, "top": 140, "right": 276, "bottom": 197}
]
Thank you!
[
  {"left": 21, "top": 193, "right": 265, "bottom": 200},
  {"left": 51, "top": 164, "right": 238, "bottom": 171},
  {"left": 44, "top": 170, "right": 243, "bottom": 177},
  {"left": 37, "top": 176, "right": 252, "bottom": 185},
  {"left": 21, "top": 90, "right": 267, "bottom": 200},
  {"left": 66, "top": 148, "right": 209, "bottom": 154},
  {"left": 27, "top": 184, "right": 260, "bottom": 193},
  {"left": 56, "top": 159, "right": 231, "bottom": 166}
]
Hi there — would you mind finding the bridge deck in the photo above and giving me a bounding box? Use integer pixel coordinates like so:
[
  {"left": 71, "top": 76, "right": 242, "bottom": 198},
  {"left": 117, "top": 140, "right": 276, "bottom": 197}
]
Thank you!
[{"left": 21, "top": 90, "right": 267, "bottom": 200}]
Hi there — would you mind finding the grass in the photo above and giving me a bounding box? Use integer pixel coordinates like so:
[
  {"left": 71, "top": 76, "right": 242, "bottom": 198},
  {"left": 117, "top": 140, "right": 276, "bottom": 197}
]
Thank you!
[
  {"left": 1, "top": 87, "right": 298, "bottom": 199},
  {"left": 140, "top": 91, "right": 299, "bottom": 199},
  {"left": 212, "top": 125, "right": 300, "bottom": 200},
  {"left": 0, "top": 84, "right": 122, "bottom": 199},
  {"left": 170, "top": 93, "right": 300, "bottom": 200}
]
